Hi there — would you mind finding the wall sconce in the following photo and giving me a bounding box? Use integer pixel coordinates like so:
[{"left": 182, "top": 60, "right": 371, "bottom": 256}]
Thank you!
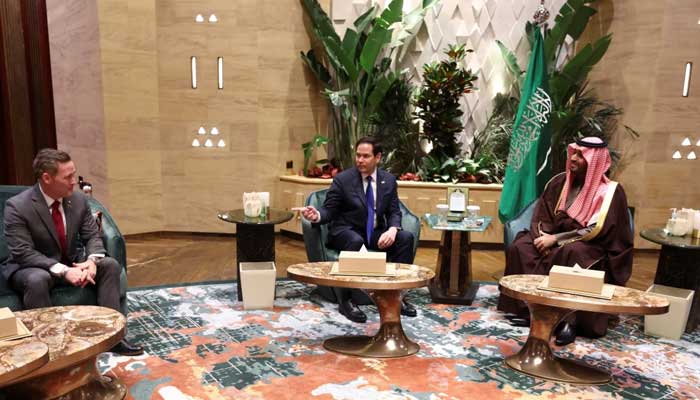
[
  {"left": 204, "top": 139, "right": 213, "bottom": 147},
  {"left": 192, "top": 138, "right": 201, "bottom": 147},
  {"left": 696, "top": 139, "right": 700, "bottom": 146},
  {"left": 217, "top": 57, "right": 224, "bottom": 90},
  {"left": 210, "top": 127, "right": 219, "bottom": 135},
  {"left": 195, "top": 14, "right": 204, "bottom": 23},
  {"left": 672, "top": 150, "right": 682, "bottom": 159},
  {"left": 682, "top": 137, "right": 692, "bottom": 146},
  {"left": 209, "top": 14, "right": 218, "bottom": 23},
  {"left": 217, "top": 139, "right": 226, "bottom": 148},
  {"left": 198, "top": 126, "right": 206, "bottom": 134},
  {"left": 682, "top": 62, "right": 692, "bottom": 97},
  {"left": 688, "top": 151, "right": 697, "bottom": 160},
  {"left": 191, "top": 56, "right": 198, "bottom": 89}
]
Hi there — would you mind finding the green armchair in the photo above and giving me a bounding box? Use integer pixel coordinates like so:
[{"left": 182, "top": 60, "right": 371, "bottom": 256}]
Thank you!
[
  {"left": 0, "top": 185, "right": 128, "bottom": 315},
  {"left": 301, "top": 188, "right": 421, "bottom": 303},
  {"left": 301, "top": 189, "right": 421, "bottom": 262}
]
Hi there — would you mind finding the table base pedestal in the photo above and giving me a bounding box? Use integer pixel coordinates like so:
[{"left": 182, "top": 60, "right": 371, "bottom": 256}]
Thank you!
[
  {"left": 323, "top": 289, "right": 419, "bottom": 358},
  {"left": 504, "top": 303, "right": 610, "bottom": 384},
  {"left": 431, "top": 231, "right": 477, "bottom": 305}
]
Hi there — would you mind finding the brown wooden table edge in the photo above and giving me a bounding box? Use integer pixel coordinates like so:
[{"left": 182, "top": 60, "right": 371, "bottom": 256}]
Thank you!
[
  {"left": 0, "top": 343, "right": 49, "bottom": 388},
  {"left": 498, "top": 283, "right": 670, "bottom": 316}
]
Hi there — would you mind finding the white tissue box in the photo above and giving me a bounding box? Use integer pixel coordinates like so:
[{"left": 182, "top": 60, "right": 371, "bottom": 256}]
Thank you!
[
  {"left": 548, "top": 265, "right": 605, "bottom": 294},
  {"left": 338, "top": 251, "right": 387, "bottom": 274}
]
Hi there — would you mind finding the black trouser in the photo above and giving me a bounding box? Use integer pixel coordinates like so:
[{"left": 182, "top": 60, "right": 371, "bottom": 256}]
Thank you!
[
  {"left": 10, "top": 257, "right": 122, "bottom": 312},
  {"left": 328, "top": 227, "right": 414, "bottom": 304}
]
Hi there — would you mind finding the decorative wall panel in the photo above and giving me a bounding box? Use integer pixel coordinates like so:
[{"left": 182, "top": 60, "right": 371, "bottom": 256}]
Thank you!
[{"left": 330, "top": 0, "right": 566, "bottom": 153}]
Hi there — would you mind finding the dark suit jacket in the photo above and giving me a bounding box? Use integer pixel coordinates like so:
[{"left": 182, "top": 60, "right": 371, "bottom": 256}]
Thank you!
[
  {"left": 318, "top": 167, "right": 402, "bottom": 240},
  {"left": 2, "top": 184, "right": 105, "bottom": 280}
]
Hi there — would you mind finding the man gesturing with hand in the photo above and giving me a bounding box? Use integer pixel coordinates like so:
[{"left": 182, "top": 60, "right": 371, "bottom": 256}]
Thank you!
[{"left": 301, "top": 137, "right": 416, "bottom": 323}]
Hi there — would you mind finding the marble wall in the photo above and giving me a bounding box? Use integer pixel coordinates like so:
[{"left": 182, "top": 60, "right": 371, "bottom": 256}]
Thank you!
[
  {"left": 582, "top": 0, "right": 700, "bottom": 248},
  {"left": 47, "top": 0, "right": 110, "bottom": 206}
]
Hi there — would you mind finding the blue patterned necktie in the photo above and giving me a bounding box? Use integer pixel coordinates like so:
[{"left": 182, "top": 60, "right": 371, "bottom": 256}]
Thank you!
[{"left": 366, "top": 176, "right": 374, "bottom": 244}]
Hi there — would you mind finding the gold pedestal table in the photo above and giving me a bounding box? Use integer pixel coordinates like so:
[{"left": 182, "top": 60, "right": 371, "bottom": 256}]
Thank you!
[
  {"left": 287, "top": 262, "right": 434, "bottom": 358},
  {"left": 499, "top": 275, "right": 669, "bottom": 384},
  {"left": 3, "top": 305, "right": 126, "bottom": 399}
]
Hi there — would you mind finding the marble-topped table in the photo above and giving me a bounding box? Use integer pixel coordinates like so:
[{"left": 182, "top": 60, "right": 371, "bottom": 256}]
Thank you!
[
  {"left": 218, "top": 208, "right": 294, "bottom": 301},
  {"left": 640, "top": 227, "right": 700, "bottom": 332},
  {"left": 499, "top": 274, "right": 669, "bottom": 384},
  {"left": 0, "top": 338, "right": 49, "bottom": 387},
  {"left": 3, "top": 305, "right": 126, "bottom": 399},
  {"left": 287, "top": 262, "right": 434, "bottom": 358}
]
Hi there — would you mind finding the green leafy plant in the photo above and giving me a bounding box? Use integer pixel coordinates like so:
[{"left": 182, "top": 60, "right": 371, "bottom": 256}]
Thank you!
[
  {"left": 485, "top": 0, "right": 637, "bottom": 176},
  {"left": 300, "top": 0, "right": 437, "bottom": 169},
  {"left": 368, "top": 75, "right": 424, "bottom": 175},
  {"left": 302, "top": 134, "right": 329, "bottom": 177},
  {"left": 415, "top": 44, "right": 478, "bottom": 160}
]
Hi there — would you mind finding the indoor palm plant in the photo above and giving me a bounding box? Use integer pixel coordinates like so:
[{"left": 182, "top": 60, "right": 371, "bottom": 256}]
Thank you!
[{"left": 300, "top": 0, "right": 437, "bottom": 169}]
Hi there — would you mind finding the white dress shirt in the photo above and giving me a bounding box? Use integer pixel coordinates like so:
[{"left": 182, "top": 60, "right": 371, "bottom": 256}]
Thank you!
[{"left": 39, "top": 185, "right": 103, "bottom": 278}]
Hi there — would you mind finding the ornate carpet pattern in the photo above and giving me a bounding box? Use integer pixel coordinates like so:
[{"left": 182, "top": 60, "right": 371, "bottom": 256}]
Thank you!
[{"left": 100, "top": 281, "right": 700, "bottom": 400}]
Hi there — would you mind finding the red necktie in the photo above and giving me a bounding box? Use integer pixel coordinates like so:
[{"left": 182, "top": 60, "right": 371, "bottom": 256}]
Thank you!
[{"left": 51, "top": 200, "right": 67, "bottom": 261}]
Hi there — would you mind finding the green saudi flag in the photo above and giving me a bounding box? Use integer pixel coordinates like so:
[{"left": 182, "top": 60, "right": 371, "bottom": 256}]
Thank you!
[{"left": 498, "top": 28, "right": 553, "bottom": 223}]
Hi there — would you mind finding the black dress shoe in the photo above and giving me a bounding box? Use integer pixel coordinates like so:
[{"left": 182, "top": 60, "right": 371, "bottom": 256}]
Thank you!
[
  {"left": 400, "top": 300, "right": 417, "bottom": 317},
  {"left": 339, "top": 300, "right": 367, "bottom": 323},
  {"left": 110, "top": 339, "right": 144, "bottom": 356},
  {"left": 554, "top": 321, "right": 576, "bottom": 346}
]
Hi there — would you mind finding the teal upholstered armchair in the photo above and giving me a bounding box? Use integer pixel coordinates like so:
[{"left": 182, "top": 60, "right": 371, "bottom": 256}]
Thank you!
[
  {"left": 0, "top": 185, "right": 128, "bottom": 315},
  {"left": 301, "top": 189, "right": 421, "bottom": 263}
]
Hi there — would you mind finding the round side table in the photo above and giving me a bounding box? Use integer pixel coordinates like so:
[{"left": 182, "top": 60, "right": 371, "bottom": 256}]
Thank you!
[
  {"left": 499, "top": 274, "right": 669, "bottom": 384},
  {"left": 287, "top": 262, "right": 434, "bottom": 358},
  {"left": 640, "top": 227, "right": 700, "bottom": 333},
  {"left": 218, "top": 209, "right": 293, "bottom": 301}
]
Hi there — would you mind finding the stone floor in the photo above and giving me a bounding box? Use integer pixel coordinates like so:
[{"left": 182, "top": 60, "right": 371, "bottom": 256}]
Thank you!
[{"left": 124, "top": 233, "right": 660, "bottom": 291}]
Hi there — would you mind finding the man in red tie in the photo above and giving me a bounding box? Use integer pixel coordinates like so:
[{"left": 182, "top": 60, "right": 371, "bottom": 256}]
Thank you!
[{"left": 2, "top": 149, "right": 143, "bottom": 356}]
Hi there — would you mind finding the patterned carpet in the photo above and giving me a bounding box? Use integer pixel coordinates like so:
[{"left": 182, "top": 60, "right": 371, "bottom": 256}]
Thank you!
[{"left": 100, "top": 281, "right": 700, "bottom": 400}]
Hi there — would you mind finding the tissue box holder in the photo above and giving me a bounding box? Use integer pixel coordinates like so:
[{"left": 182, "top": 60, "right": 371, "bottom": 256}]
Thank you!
[
  {"left": 336, "top": 251, "right": 387, "bottom": 275},
  {"left": 548, "top": 265, "right": 605, "bottom": 294},
  {"left": 0, "top": 307, "right": 18, "bottom": 337}
]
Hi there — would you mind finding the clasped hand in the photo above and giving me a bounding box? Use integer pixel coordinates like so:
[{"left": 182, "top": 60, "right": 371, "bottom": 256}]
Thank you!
[
  {"left": 66, "top": 260, "right": 97, "bottom": 288},
  {"left": 533, "top": 233, "right": 557, "bottom": 255}
]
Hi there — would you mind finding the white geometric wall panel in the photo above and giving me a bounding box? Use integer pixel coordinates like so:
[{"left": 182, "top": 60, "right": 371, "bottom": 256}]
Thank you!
[{"left": 331, "top": 0, "right": 567, "bottom": 155}]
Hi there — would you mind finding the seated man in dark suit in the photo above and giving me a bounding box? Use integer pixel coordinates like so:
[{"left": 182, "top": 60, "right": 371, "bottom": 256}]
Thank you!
[
  {"left": 301, "top": 137, "right": 416, "bottom": 323},
  {"left": 3, "top": 148, "right": 143, "bottom": 356},
  {"left": 498, "top": 137, "right": 633, "bottom": 345}
]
